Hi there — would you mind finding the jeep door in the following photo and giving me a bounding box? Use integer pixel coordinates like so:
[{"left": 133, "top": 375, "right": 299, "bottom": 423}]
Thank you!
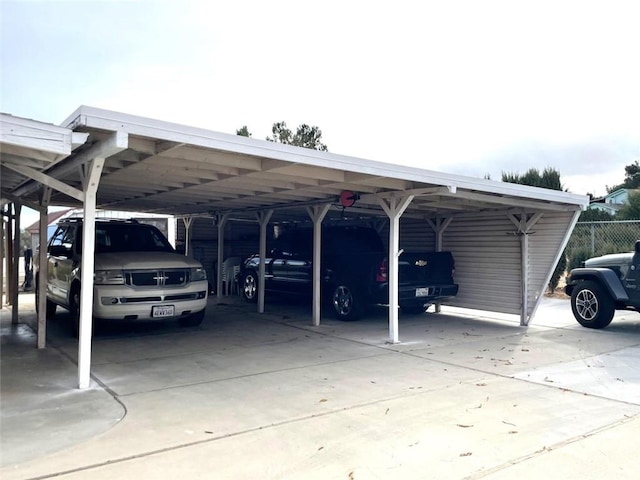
[{"left": 627, "top": 248, "right": 640, "bottom": 305}]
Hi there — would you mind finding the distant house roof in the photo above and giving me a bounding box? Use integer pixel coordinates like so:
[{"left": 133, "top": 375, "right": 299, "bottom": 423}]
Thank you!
[
  {"left": 588, "top": 202, "right": 623, "bottom": 215},
  {"left": 25, "top": 208, "right": 74, "bottom": 233}
]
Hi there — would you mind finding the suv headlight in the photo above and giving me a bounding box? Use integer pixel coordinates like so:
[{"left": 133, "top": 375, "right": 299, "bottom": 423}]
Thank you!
[
  {"left": 190, "top": 267, "right": 207, "bottom": 282},
  {"left": 95, "top": 270, "right": 125, "bottom": 285}
]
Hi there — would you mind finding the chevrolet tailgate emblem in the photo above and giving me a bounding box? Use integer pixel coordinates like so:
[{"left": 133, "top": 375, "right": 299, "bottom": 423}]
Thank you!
[{"left": 415, "top": 259, "right": 428, "bottom": 267}]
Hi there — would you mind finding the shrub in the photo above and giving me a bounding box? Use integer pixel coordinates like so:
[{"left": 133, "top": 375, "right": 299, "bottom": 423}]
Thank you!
[
  {"left": 567, "top": 247, "right": 592, "bottom": 272},
  {"left": 548, "top": 250, "right": 567, "bottom": 292}
]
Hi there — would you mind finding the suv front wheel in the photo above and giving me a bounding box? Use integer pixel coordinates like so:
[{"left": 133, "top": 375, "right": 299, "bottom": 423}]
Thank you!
[
  {"left": 570, "top": 280, "right": 615, "bottom": 329},
  {"left": 242, "top": 271, "right": 259, "bottom": 303}
]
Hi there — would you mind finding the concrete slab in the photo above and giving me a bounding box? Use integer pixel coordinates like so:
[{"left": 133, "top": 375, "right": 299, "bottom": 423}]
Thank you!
[
  {"left": 1, "top": 294, "right": 639, "bottom": 479},
  {"left": 514, "top": 345, "right": 640, "bottom": 405},
  {"left": 0, "top": 318, "right": 124, "bottom": 467}
]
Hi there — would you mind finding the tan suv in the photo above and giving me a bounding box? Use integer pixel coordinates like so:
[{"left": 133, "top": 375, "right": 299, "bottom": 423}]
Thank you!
[{"left": 37, "top": 218, "right": 208, "bottom": 330}]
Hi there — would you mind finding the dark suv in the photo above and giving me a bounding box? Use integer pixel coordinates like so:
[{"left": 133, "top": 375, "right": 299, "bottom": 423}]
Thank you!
[
  {"left": 564, "top": 240, "right": 640, "bottom": 328},
  {"left": 239, "top": 225, "right": 458, "bottom": 320}
]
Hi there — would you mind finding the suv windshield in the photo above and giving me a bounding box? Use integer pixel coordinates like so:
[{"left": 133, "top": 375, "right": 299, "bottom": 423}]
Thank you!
[{"left": 91, "top": 223, "right": 175, "bottom": 254}]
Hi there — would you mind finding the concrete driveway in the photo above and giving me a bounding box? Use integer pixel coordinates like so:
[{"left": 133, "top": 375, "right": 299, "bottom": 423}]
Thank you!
[{"left": 1, "top": 294, "right": 639, "bottom": 479}]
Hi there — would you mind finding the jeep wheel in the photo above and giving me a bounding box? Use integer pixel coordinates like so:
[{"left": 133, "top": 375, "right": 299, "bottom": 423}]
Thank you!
[
  {"left": 331, "top": 284, "right": 361, "bottom": 321},
  {"left": 179, "top": 309, "right": 205, "bottom": 327},
  {"left": 571, "top": 280, "right": 615, "bottom": 329}
]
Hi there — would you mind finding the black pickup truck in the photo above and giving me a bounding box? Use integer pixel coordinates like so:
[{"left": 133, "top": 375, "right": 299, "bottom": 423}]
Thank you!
[{"left": 239, "top": 225, "right": 459, "bottom": 320}]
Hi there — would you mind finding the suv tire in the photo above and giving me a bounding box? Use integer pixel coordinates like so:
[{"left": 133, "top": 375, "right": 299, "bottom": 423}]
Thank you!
[
  {"left": 570, "top": 280, "right": 615, "bottom": 329},
  {"left": 179, "top": 309, "right": 206, "bottom": 327},
  {"left": 242, "top": 271, "right": 259, "bottom": 303}
]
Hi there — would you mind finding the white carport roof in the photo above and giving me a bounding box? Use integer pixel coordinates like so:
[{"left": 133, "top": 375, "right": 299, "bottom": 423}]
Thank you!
[
  {"left": 3, "top": 106, "right": 587, "bottom": 221},
  {"left": 1, "top": 106, "right": 589, "bottom": 390}
]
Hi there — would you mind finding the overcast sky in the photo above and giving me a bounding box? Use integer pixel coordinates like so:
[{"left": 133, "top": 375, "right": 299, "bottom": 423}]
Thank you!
[{"left": 2, "top": 0, "right": 640, "bottom": 222}]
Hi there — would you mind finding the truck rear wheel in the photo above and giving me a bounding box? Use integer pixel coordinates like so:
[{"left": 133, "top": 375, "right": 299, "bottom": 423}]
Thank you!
[
  {"left": 331, "top": 284, "right": 362, "bottom": 321},
  {"left": 570, "top": 280, "right": 615, "bottom": 329}
]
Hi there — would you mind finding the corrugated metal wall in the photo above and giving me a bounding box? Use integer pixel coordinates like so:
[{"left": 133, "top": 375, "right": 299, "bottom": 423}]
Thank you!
[
  {"left": 439, "top": 213, "right": 522, "bottom": 314},
  {"left": 179, "top": 209, "right": 576, "bottom": 319},
  {"left": 395, "top": 211, "right": 575, "bottom": 317},
  {"left": 526, "top": 211, "right": 576, "bottom": 314}
]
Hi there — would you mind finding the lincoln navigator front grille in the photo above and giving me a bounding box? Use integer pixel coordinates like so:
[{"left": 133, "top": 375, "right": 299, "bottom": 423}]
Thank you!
[{"left": 125, "top": 269, "right": 189, "bottom": 287}]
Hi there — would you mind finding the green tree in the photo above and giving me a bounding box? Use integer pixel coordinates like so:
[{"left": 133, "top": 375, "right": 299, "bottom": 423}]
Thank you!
[
  {"left": 617, "top": 190, "right": 640, "bottom": 220},
  {"left": 579, "top": 208, "right": 614, "bottom": 222},
  {"left": 236, "top": 122, "right": 328, "bottom": 151},
  {"left": 502, "top": 167, "right": 566, "bottom": 292},
  {"left": 607, "top": 160, "right": 640, "bottom": 192},
  {"left": 236, "top": 126, "right": 251, "bottom": 137},
  {"left": 20, "top": 229, "right": 31, "bottom": 251},
  {"left": 267, "top": 121, "right": 328, "bottom": 151},
  {"left": 501, "top": 167, "right": 564, "bottom": 190}
]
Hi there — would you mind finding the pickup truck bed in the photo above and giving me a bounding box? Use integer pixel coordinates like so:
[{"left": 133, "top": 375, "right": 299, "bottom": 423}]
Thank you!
[{"left": 239, "top": 226, "right": 458, "bottom": 320}]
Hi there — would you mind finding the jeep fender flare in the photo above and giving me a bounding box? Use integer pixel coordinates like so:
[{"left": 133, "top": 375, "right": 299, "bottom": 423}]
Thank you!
[{"left": 567, "top": 268, "right": 629, "bottom": 302}]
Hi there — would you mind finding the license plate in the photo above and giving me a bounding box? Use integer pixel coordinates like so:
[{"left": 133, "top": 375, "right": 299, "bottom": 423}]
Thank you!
[
  {"left": 415, "top": 288, "right": 431, "bottom": 297},
  {"left": 152, "top": 305, "right": 175, "bottom": 318}
]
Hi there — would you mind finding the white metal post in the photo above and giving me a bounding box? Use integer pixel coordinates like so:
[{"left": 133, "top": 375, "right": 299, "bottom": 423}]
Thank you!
[
  {"left": 256, "top": 210, "right": 273, "bottom": 313},
  {"left": 521, "top": 233, "right": 529, "bottom": 326},
  {"left": 509, "top": 212, "right": 543, "bottom": 327},
  {"left": 426, "top": 216, "right": 453, "bottom": 312},
  {"left": 0, "top": 203, "right": 5, "bottom": 307},
  {"left": 11, "top": 203, "right": 21, "bottom": 324},
  {"left": 216, "top": 214, "right": 228, "bottom": 302},
  {"left": 37, "top": 188, "right": 50, "bottom": 349},
  {"left": 78, "top": 159, "right": 104, "bottom": 389},
  {"left": 379, "top": 195, "right": 414, "bottom": 343},
  {"left": 182, "top": 217, "right": 193, "bottom": 257},
  {"left": 306, "top": 204, "right": 330, "bottom": 326}
]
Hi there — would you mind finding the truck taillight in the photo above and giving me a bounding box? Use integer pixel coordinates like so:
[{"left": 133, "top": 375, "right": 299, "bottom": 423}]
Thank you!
[{"left": 376, "top": 259, "right": 388, "bottom": 282}]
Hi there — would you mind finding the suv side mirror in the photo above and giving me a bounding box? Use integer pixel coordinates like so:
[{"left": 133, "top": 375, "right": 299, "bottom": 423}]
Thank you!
[
  {"left": 49, "top": 244, "right": 72, "bottom": 258},
  {"left": 636, "top": 240, "right": 640, "bottom": 254}
]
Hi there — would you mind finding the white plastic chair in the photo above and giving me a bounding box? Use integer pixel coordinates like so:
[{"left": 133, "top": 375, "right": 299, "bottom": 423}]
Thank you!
[{"left": 221, "top": 257, "right": 242, "bottom": 295}]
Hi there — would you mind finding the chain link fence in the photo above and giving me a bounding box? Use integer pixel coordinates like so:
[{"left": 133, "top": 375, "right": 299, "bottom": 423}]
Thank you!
[{"left": 565, "top": 220, "right": 640, "bottom": 270}]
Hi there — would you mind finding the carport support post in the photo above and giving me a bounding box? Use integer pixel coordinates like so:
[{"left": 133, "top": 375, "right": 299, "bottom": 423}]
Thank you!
[
  {"left": 379, "top": 195, "right": 414, "bottom": 343},
  {"left": 37, "top": 187, "right": 51, "bottom": 349},
  {"left": 0, "top": 203, "right": 4, "bottom": 306},
  {"left": 509, "top": 213, "right": 543, "bottom": 327},
  {"left": 182, "top": 217, "right": 193, "bottom": 257},
  {"left": 256, "top": 210, "right": 273, "bottom": 313},
  {"left": 78, "top": 159, "right": 104, "bottom": 389},
  {"left": 306, "top": 204, "right": 330, "bottom": 326},
  {"left": 215, "top": 214, "right": 228, "bottom": 302},
  {"left": 11, "top": 203, "right": 21, "bottom": 324},
  {"left": 426, "top": 216, "right": 453, "bottom": 313}
]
